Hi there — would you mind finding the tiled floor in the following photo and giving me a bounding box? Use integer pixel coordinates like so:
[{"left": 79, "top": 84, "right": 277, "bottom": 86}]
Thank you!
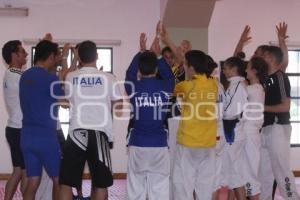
[{"left": 1, "top": 179, "right": 300, "bottom": 199}]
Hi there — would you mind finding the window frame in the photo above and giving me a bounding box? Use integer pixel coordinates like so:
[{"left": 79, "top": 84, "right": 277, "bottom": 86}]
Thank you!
[
  {"left": 31, "top": 46, "right": 114, "bottom": 137},
  {"left": 287, "top": 49, "right": 300, "bottom": 147}
]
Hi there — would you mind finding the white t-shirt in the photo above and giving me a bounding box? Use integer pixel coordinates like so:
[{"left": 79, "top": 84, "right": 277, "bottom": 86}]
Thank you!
[
  {"left": 223, "top": 76, "right": 248, "bottom": 120},
  {"left": 3, "top": 68, "right": 23, "bottom": 128},
  {"left": 65, "top": 67, "right": 122, "bottom": 141},
  {"left": 242, "top": 83, "right": 265, "bottom": 131}
]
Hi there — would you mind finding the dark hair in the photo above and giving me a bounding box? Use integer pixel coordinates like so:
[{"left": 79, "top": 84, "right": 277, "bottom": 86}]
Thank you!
[
  {"left": 255, "top": 45, "right": 269, "bottom": 56},
  {"left": 249, "top": 56, "right": 269, "bottom": 84},
  {"left": 78, "top": 40, "right": 97, "bottom": 63},
  {"left": 185, "top": 50, "right": 208, "bottom": 74},
  {"left": 2, "top": 40, "right": 22, "bottom": 64},
  {"left": 265, "top": 45, "right": 283, "bottom": 64},
  {"left": 206, "top": 55, "right": 217, "bottom": 76},
  {"left": 34, "top": 40, "right": 59, "bottom": 65},
  {"left": 161, "top": 46, "right": 173, "bottom": 56},
  {"left": 237, "top": 51, "right": 246, "bottom": 60},
  {"left": 224, "top": 56, "right": 246, "bottom": 76},
  {"left": 138, "top": 51, "right": 158, "bottom": 75}
]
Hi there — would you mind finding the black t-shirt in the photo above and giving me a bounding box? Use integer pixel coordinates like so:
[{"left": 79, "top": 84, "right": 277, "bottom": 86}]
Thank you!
[{"left": 263, "top": 70, "right": 291, "bottom": 127}]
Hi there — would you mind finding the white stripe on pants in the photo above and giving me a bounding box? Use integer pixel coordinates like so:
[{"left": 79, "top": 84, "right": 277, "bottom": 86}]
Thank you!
[
  {"left": 126, "top": 146, "right": 170, "bottom": 200},
  {"left": 243, "top": 128, "right": 261, "bottom": 196},
  {"left": 172, "top": 144, "right": 216, "bottom": 200},
  {"left": 259, "top": 124, "right": 300, "bottom": 200}
]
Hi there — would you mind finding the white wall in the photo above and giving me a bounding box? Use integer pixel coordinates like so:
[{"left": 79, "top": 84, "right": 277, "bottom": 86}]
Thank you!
[
  {"left": 209, "top": 0, "right": 300, "bottom": 170},
  {"left": 0, "top": 0, "right": 161, "bottom": 173}
]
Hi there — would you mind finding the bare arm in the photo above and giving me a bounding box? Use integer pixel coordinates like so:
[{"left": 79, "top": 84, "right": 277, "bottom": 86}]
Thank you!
[
  {"left": 265, "top": 98, "right": 290, "bottom": 113},
  {"left": 68, "top": 47, "right": 80, "bottom": 72},
  {"left": 233, "top": 25, "right": 251, "bottom": 56},
  {"left": 58, "top": 43, "right": 71, "bottom": 81},
  {"left": 140, "top": 32, "right": 147, "bottom": 52},
  {"left": 276, "top": 22, "right": 289, "bottom": 72},
  {"left": 112, "top": 99, "right": 123, "bottom": 117},
  {"left": 160, "top": 23, "right": 184, "bottom": 65}
]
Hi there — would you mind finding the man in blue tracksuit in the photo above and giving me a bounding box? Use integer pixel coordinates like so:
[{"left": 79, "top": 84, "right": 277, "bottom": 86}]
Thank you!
[{"left": 125, "top": 34, "right": 175, "bottom": 200}]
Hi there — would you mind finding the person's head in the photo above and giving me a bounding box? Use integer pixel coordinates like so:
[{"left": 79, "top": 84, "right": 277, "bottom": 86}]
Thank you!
[
  {"left": 138, "top": 50, "right": 158, "bottom": 76},
  {"left": 180, "top": 40, "right": 192, "bottom": 54},
  {"left": 254, "top": 45, "right": 269, "bottom": 57},
  {"left": 34, "top": 40, "right": 59, "bottom": 69},
  {"left": 263, "top": 45, "right": 283, "bottom": 69},
  {"left": 206, "top": 54, "right": 218, "bottom": 77},
  {"left": 185, "top": 50, "right": 208, "bottom": 78},
  {"left": 246, "top": 56, "right": 268, "bottom": 84},
  {"left": 2, "top": 40, "right": 28, "bottom": 68},
  {"left": 161, "top": 46, "right": 175, "bottom": 67},
  {"left": 222, "top": 56, "right": 245, "bottom": 79},
  {"left": 78, "top": 40, "right": 98, "bottom": 65}
]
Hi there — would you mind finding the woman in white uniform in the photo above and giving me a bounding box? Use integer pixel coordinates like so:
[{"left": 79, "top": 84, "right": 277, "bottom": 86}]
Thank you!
[{"left": 242, "top": 57, "right": 268, "bottom": 200}]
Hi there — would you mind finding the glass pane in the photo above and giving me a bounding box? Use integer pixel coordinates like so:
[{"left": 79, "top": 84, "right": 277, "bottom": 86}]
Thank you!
[
  {"left": 61, "top": 124, "right": 69, "bottom": 139},
  {"left": 32, "top": 47, "right": 72, "bottom": 70},
  {"left": 288, "top": 76, "right": 300, "bottom": 98},
  {"left": 287, "top": 51, "right": 300, "bottom": 73},
  {"left": 96, "top": 49, "right": 112, "bottom": 72},
  {"left": 290, "top": 99, "right": 300, "bottom": 121},
  {"left": 58, "top": 107, "right": 69, "bottom": 123}
]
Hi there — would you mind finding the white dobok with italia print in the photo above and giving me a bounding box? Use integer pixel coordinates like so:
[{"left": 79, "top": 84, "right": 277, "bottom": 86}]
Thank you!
[{"left": 65, "top": 67, "right": 122, "bottom": 141}]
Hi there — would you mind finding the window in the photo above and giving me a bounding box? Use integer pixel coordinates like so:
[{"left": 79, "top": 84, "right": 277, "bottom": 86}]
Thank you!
[
  {"left": 31, "top": 46, "right": 113, "bottom": 137},
  {"left": 287, "top": 50, "right": 300, "bottom": 146}
]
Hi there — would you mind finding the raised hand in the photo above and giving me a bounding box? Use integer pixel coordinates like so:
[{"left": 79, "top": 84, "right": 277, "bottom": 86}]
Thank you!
[
  {"left": 276, "top": 22, "right": 289, "bottom": 40},
  {"left": 71, "top": 47, "right": 79, "bottom": 60},
  {"left": 233, "top": 25, "right": 251, "bottom": 56},
  {"left": 160, "top": 23, "right": 170, "bottom": 45},
  {"left": 156, "top": 21, "right": 161, "bottom": 38},
  {"left": 62, "top": 43, "right": 71, "bottom": 58},
  {"left": 276, "top": 22, "right": 289, "bottom": 72},
  {"left": 239, "top": 25, "right": 252, "bottom": 44},
  {"left": 150, "top": 37, "right": 161, "bottom": 56},
  {"left": 140, "top": 32, "right": 147, "bottom": 52}
]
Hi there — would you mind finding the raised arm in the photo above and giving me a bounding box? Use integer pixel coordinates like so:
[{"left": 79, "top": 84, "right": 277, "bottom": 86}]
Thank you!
[
  {"left": 151, "top": 24, "right": 175, "bottom": 80},
  {"left": 59, "top": 43, "right": 71, "bottom": 81},
  {"left": 276, "top": 22, "right": 289, "bottom": 72},
  {"left": 233, "top": 25, "right": 251, "bottom": 56},
  {"left": 150, "top": 35, "right": 174, "bottom": 84},
  {"left": 125, "top": 33, "right": 146, "bottom": 95},
  {"left": 69, "top": 46, "right": 80, "bottom": 71},
  {"left": 160, "top": 23, "right": 185, "bottom": 65}
]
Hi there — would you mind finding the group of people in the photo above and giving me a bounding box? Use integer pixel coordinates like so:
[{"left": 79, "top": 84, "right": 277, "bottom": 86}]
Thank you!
[
  {"left": 1, "top": 21, "right": 299, "bottom": 200},
  {"left": 124, "top": 22, "right": 299, "bottom": 200},
  {"left": 3, "top": 34, "right": 122, "bottom": 200}
]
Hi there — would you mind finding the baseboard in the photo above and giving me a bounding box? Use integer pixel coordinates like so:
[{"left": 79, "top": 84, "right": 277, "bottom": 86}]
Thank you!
[
  {"left": 1, "top": 171, "right": 300, "bottom": 180},
  {"left": 0, "top": 173, "right": 127, "bottom": 180},
  {"left": 293, "top": 171, "right": 300, "bottom": 177}
]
